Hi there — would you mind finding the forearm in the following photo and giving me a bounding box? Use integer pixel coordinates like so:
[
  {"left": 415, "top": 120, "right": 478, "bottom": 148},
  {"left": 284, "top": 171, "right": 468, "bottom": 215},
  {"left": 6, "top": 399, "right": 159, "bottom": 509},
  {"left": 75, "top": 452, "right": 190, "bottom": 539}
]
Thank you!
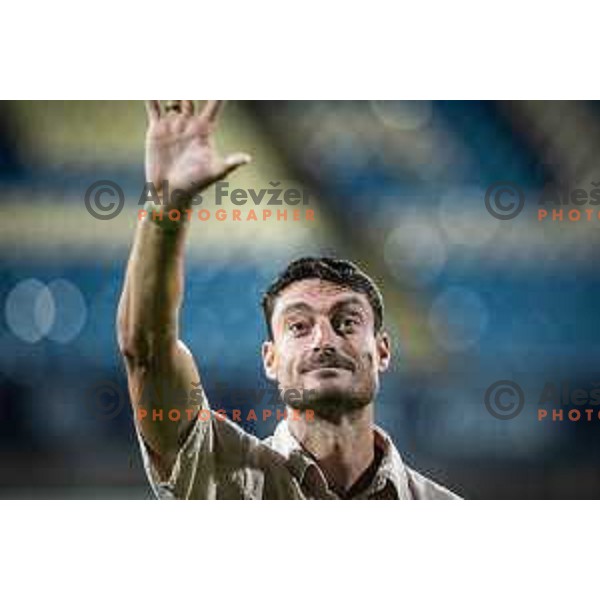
[
  {"left": 117, "top": 216, "right": 188, "bottom": 365},
  {"left": 117, "top": 210, "right": 203, "bottom": 463}
]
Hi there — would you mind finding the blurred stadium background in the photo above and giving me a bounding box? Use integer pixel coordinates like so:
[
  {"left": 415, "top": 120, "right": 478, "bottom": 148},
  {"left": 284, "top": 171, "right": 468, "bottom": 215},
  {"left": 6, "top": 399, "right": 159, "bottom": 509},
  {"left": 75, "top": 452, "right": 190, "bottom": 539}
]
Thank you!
[{"left": 0, "top": 100, "right": 599, "bottom": 499}]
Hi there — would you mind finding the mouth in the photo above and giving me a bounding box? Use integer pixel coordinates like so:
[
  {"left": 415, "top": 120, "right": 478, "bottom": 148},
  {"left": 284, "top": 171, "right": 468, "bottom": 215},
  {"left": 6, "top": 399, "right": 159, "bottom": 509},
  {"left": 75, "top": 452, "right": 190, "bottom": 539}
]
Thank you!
[
  {"left": 301, "top": 362, "right": 355, "bottom": 375},
  {"left": 308, "top": 367, "right": 351, "bottom": 380}
]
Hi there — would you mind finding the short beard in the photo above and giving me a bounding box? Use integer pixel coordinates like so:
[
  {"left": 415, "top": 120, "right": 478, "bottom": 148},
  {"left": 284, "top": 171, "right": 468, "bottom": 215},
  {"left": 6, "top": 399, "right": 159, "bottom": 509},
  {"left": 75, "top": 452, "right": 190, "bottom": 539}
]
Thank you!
[{"left": 281, "top": 384, "right": 374, "bottom": 425}]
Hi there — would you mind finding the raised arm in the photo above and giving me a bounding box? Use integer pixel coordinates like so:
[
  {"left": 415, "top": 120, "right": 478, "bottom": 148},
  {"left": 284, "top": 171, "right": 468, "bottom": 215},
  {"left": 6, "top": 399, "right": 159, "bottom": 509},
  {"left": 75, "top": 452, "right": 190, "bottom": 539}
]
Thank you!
[{"left": 116, "top": 100, "right": 250, "bottom": 478}]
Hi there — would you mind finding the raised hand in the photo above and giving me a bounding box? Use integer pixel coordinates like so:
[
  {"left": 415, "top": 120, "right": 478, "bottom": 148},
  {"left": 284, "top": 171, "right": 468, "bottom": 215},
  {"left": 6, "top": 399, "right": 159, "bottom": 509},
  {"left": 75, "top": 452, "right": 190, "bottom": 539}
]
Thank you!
[{"left": 144, "top": 100, "right": 251, "bottom": 208}]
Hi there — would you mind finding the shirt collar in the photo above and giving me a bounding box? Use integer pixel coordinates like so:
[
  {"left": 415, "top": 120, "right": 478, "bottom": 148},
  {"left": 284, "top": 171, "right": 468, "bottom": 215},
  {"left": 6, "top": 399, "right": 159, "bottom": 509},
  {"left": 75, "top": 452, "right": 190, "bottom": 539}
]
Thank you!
[{"left": 267, "top": 419, "right": 412, "bottom": 499}]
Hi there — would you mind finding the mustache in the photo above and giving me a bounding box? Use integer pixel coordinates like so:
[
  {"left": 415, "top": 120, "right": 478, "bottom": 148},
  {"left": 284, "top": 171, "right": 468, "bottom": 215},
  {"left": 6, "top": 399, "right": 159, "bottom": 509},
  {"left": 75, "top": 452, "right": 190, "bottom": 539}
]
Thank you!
[{"left": 300, "top": 351, "right": 355, "bottom": 373}]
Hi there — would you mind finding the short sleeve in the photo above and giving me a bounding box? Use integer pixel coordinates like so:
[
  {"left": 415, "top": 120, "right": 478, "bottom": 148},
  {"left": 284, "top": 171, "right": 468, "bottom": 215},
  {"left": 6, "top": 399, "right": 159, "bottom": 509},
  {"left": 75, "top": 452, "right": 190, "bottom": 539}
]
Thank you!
[
  {"left": 135, "top": 410, "right": 302, "bottom": 499},
  {"left": 135, "top": 416, "right": 213, "bottom": 499}
]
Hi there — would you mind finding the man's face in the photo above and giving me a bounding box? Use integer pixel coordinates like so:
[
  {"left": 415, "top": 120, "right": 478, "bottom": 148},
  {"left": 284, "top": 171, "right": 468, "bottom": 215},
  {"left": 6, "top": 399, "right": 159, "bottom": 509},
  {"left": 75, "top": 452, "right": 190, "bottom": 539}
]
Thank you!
[{"left": 262, "top": 278, "right": 391, "bottom": 418}]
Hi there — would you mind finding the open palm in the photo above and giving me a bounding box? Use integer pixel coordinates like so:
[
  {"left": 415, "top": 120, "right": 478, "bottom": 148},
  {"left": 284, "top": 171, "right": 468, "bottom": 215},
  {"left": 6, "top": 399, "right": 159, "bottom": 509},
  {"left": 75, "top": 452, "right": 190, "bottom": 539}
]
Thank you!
[{"left": 144, "top": 100, "right": 251, "bottom": 207}]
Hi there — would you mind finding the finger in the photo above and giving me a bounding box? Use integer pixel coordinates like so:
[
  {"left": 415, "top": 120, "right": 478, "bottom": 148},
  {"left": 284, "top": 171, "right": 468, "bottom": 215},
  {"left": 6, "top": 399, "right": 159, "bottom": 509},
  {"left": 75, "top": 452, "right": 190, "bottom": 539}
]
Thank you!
[
  {"left": 164, "top": 101, "right": 183, "bottom": 116},
  {"left": 219, "top": 152, "right": 252, "bottom": 178},
  {"left": 201, "top": 100, "right": 225, "bottom": 123},
  {"left": 182, "top": 101, "right": 195, "bottom": 116},
  {"left": 145, "top": 100, "right": 161, "bottom": 122}
]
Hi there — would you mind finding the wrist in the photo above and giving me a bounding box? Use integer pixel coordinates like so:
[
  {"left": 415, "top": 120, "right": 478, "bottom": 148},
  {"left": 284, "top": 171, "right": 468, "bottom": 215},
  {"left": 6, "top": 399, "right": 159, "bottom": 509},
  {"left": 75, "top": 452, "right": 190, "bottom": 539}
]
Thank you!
[
  {"left": 153, "top": 180, "right": 197, "bottom": 212},
  {"left": 142, "top": 199, "right": 190, "bottom": 233}
]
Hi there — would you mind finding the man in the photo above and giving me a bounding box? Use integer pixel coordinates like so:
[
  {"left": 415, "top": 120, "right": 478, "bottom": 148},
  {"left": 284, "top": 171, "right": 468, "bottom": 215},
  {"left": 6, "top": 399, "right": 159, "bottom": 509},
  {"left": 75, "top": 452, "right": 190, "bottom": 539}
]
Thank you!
[{"left": 117, "top": 100, "right": 459, "bottom": 499}]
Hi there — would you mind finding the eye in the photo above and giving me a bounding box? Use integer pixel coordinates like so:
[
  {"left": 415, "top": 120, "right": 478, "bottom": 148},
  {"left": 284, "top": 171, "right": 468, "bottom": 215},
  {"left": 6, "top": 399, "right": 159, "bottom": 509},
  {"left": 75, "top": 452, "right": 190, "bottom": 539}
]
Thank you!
[
  {"left": 338, "top": 316, "right": 360, "bottom": 333},
  {"left": 288, "top": 320, "right": 310, "bottom": 336}
]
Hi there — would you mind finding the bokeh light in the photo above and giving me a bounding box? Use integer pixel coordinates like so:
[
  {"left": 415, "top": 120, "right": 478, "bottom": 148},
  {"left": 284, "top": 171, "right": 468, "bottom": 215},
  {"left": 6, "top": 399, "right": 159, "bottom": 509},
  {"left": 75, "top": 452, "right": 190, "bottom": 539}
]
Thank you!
[
  {"left": 428, "top": 286, "right": 489, "bottom": 352},
  {"left": 5, "top": 279, "right": 54, "bottom": 343},
  {"left": 383, "top": 213, "right": 447, "bottom": 286}
]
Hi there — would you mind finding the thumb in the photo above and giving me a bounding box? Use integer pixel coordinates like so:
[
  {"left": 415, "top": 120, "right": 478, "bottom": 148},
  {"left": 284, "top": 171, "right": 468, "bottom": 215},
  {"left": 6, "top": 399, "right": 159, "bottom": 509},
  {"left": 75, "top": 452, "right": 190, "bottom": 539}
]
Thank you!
[{"left": 220, "top": 152, "right": 252, "bottom": 178}]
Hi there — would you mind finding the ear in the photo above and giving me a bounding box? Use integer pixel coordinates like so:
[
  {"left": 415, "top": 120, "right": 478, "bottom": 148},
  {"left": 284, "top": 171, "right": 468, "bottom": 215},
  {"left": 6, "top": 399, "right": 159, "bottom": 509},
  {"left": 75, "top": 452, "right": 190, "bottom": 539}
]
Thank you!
[
  {"left": 376, "top": 331, "right": 391, "bottom": 372},
  {"left": 261, "top": 340, "right": 278, "bottom": 381}
]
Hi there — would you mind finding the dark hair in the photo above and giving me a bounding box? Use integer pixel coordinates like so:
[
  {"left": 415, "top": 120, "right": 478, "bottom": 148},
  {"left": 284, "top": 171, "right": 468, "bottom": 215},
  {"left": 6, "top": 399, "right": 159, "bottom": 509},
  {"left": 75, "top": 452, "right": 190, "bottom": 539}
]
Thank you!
[{"left": 261, "top": 256, "right": 384, "bottom": 339}]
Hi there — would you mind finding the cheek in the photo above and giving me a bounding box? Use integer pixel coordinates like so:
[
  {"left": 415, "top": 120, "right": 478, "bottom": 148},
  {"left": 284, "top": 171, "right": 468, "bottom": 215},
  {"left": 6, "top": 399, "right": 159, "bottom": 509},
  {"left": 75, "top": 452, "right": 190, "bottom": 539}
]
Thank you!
[
  {"left": 275, "top": 343, "right": 301, "bottom": 377},
  {"left": 356, "top": 343, "right": 378, "bottom": 373},
  {"left": 363, "top": 352, "right": 376, "bottom": 371}
]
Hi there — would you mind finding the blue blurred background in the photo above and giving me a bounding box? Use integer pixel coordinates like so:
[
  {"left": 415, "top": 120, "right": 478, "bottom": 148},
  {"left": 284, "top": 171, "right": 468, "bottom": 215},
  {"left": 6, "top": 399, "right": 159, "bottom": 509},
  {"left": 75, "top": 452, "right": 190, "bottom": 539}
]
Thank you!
[{"left": 1, "top": 100, "right": 599, "bottom": 498}]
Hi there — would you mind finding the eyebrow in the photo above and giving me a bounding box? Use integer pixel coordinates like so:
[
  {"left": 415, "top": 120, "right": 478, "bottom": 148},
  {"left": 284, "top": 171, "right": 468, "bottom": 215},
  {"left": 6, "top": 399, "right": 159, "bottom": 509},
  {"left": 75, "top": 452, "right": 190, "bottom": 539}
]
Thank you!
[
  {"left": 279, "top": 298, "right": 367, "bottom": 318},
  {"left": 331, "top": 299, "right": 367, "bottom": 314},
  {"left": 279, "top": 301, "right": 314, "bottom": 317}
]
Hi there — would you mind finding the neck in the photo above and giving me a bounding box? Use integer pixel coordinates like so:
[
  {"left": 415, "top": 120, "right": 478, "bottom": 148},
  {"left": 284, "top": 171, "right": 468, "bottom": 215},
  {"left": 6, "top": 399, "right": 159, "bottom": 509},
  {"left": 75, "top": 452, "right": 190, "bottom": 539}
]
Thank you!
[{"left": 288, "top": 404, "right": 375, "bottom": 495}]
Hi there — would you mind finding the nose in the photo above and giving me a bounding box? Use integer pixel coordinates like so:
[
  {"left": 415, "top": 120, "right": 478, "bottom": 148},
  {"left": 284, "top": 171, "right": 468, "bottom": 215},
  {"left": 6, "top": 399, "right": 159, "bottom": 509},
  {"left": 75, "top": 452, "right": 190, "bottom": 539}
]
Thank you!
[{"left": 310, "top": 318, "right": 336, "bottom": 353}]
